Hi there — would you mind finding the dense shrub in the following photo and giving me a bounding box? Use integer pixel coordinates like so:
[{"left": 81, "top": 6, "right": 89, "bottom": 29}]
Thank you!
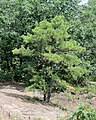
[{"left": 69, "top": 104, "right": 96, "bottom": 120}]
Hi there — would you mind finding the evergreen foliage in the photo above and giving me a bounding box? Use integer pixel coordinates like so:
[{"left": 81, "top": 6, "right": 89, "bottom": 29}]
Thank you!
[{"left": 13, "top": 16, "right": 87, "bottom": 101}]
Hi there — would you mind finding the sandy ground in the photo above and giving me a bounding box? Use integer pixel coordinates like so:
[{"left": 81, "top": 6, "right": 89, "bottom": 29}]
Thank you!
[
  {"left": 0, "top": 83, "right": 67, "bottom": 120},
  {"left": 0, "top": 83, "right": 95, "bottom": 120}
]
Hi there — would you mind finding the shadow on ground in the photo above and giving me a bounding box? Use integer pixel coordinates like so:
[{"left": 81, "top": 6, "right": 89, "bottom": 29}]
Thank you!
[
  {"left": 0, "top": 82, "right": 26, "bottom": 92},
  {"left": 1, "top": 91, "right": 63, "bottom": 109}
]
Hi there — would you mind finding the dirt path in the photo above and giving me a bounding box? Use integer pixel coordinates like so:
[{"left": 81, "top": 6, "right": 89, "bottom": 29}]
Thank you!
[{"left": 0, "top": 83, "right": 67, "bottom": 120}]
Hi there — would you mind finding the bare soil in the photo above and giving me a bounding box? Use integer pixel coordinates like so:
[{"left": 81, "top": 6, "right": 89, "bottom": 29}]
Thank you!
[{"left": 0, "top": 82, "right": 95, "bottom": 120}]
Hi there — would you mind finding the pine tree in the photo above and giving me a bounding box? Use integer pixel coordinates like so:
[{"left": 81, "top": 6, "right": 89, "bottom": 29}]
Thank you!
[{"left": 13, "top": 16, "right": 87, "bottom": 102}]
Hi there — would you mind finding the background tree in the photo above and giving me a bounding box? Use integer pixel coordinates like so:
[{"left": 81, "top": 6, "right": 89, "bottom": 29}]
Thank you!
[{"left": 69, "top": 0, "right": 96, "bottom": 82}]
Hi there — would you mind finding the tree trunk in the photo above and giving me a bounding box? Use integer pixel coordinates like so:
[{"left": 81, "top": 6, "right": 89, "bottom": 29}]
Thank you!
[
  {"left": 47, "top": 89, "right": 51, "bottom": 102},
  {"left": 43, "top": 92, "right": 47, "bottom": 101},
  {"left": 47, "top": 79, "right": 52, "bottom": 102}
]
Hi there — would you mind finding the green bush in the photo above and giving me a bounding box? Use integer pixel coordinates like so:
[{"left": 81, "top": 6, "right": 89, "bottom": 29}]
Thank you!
[
  {"left": 0, "top": 70, "right": 14, "bottom": 82},
  {"left": 69, "top": 104, "right": 96, "bottom": 120}
]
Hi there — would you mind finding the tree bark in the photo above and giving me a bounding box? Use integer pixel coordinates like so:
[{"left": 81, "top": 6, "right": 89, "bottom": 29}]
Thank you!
[
  {"left": 47, "top": 89, "right": 51, "bottom": 102},
  {"left": 43, "top": 92, "right": 46, "bottom": 101}
]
